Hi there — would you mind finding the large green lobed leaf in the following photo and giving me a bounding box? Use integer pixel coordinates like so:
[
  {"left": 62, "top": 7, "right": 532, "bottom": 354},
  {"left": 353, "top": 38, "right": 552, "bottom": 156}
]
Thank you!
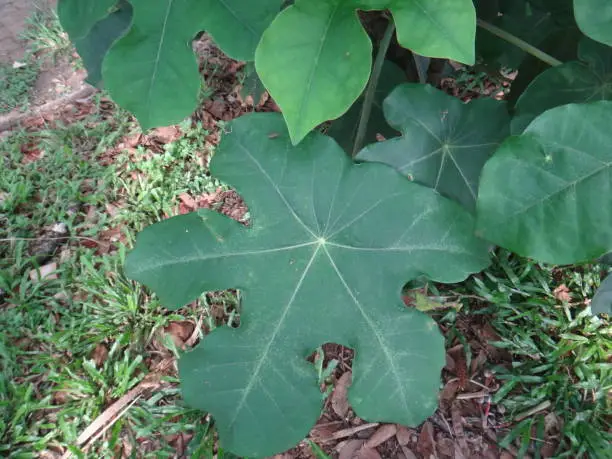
[
  {"left": 574, "top": 0, "right": 612, "bottom": 46},
  {"left": 477, "top": 102, "right": 612, "bottom": 265},
  {"left": 512, "top": 38, "right": 612, "bottom": 133},
  {"left": 125, "top": 113, "right": 490, "bottom": 456},
  {"left": 357, "top": 84, "right": 510, "bottom": 212}
]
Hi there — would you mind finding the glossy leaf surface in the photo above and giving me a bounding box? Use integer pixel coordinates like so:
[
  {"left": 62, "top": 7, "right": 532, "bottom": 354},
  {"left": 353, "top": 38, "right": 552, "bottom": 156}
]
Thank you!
[
  {"left": 357, "top": 84, "right": 510, "bottom": 211},
  {"left": 125, "top": 113, "right": 490, "bottom": 456},
  {"left": 477, "top": 102, "right": 612, "bottom": 264}
]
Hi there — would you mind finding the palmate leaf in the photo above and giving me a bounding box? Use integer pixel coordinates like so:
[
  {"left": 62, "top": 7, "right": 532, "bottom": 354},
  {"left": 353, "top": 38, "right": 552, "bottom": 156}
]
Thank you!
[
  {"left": 103, "top": 0, "right": 281, "bottom": 130},
  {"left": 125, "top": 113, "right": 490, "bottom": 456},
  {"left": 574, "top": 0, "right": 612, "bottom": 47},
  {"left": 592, "top": 273, "right": 612, "bottom": 315},
  {"left": 477, "top": 101, "right": 612, "bottom": 265},
  {"left": 356, "top": 84, "right": 510, "bottom": 212},
  {"left": 256, "top": 0, "right": 476, "bottom": 144},
  {"left": 512, "top": 38, "right": 612, "bottom": 133}
]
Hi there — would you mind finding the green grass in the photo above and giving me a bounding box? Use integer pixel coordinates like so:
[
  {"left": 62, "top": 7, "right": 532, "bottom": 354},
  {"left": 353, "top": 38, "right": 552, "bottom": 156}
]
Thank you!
[
  {"left": 463, "top": 252, "right": 612, "bottom": 458},
  {"left": 20, "top": 5, "right": 72, "bottom": 62},
  {"left": 0, "top": 62, "right": 40, "bottom": 114},
  {"left": 0, "top": 98, "right": 227, "bottom": 457}
]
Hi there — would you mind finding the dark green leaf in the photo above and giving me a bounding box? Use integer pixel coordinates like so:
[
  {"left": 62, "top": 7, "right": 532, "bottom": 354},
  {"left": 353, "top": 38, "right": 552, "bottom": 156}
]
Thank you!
[
  {"left": 512, "top": 38, "right": 612, "bottom": 133},
  {"left": 477, "top": 101, "right": 612, "bottom": 264},
  {"left": 592, "top": 273, "right": 612, "bottom": 315},
  {"left": 74, "top": 1, "right": 132, "bottom": 87},
  {"left": 574, "top": 0, "right": 612, "bottom": 46},
  {"left": 327, "top": 61, "right": 405, "bottom": 153},
  {"left": 103, "top": 0, "right": 280, "bottom": 130},
  {"left": 357, "top": 84, "right": 510, "bottom": 212},
  {"left": 58, "top": 0, "right": 116, "bottom": 40},
  {"left": 125, "top": 112, "right": 489, "bottom": 456},
  {"left": 198, "top": 0, "right": 282, "bottom": 61}
]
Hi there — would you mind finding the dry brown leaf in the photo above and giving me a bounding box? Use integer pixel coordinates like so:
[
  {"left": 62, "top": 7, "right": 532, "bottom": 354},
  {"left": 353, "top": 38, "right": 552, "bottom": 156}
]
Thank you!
[
  {"left": 400, "top": 446, "right": 418, "bottom": 459},
  {"left": 357, "top": 446, "right": 381, "bottom": 459},
  {"left": 364, "top": 424, "right": 396, "bottom": 448},
  {"left": 149, "top": 126, "right": 182, "bottom": 143},
  {"left": 29, "top": 263, "right": 58, "bottom": 282},
  {"left": 395, "top": 425, "right": 413, "bottom": 446},
  {"left": 331, "top": 371, "right": 352, "bottom": 418},
  {"left": 454, "top": 444, "right": 468, "bottom": 459},
  {"left": 91, "top": 343, "right": 108, "bottom": 367},
  {"left": 338, "top": 439, "right": 366, "bottom": 459},
  {"left": 553, "top": 284, "right": 571, "bottom": 303},
  {"left": 416, "top": 421, "right": 436, "bottom": 458},
  {"left": 436, "top": 437, "right": 454, "bottom": 457},
  {"left": 164, "top": 321, "right": 195, "bottom": 348},
  {"left": 500, "top": 452, "right": 515, "bottom": 459}
]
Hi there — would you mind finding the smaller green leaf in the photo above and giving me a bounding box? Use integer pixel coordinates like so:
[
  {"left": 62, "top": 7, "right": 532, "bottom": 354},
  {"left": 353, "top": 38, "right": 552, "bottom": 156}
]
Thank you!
[
  {"left": 357, "top": 84, "right": 510, "bottom": 211},
  {"left": 359, "top": 0, "right": 476, "bottom": 64},
  {"left": 327, "top": 61, "right": 405, "bottom": 153},
  {"left": 477, "top": 101, "right": 612, "bottom": 265},
  {"left": 574, "top": 0, "right": 612, "bottom": 47},
  {"left": 591, "top": 273, "right": 612, "bottom": 315},
  {"left": 512, "top": 38, "right": 612, "bottom": 133},
  {"left": 58, "top": 0, "right": 116, "bottom": 40},
  {"left": 74, "top": 1, "right": 132, "bottom": 87},
  {"left": 256, "top": 0, "right": 373, "bottom": 144}
]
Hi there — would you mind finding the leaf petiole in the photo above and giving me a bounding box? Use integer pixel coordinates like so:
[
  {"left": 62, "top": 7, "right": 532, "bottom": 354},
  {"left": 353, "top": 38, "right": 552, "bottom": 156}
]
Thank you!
[
  {"left": 477, "top": 18, "right": 562, "bottom": 67},
  {"left": 353, "top": 20, "right": 396, "bottom": 156}
]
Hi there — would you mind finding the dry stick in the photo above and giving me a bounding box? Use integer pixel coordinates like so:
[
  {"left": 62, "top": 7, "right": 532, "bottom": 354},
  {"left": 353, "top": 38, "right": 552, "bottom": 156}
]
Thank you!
[
  {"left": 352, "top": 20, "right": 396, "bottom": 156},
  {"left": 0, "top": 85, "right": 97, "bottom": 132},
  {"left": 477, "top": 19, "right": 562, "bottom": 67},
  {"left": 0, "top": 236, "right": 100, "bottom": 244},
  {"left": 61, "top": 376, "right": 162, "bottom": 459},
  {"left": 321, "top": 422, "right": 380, "bottom": 442}
]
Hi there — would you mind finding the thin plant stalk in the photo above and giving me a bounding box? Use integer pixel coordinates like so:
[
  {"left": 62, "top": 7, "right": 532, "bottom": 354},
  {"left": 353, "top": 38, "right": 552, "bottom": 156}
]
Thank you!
[
  {"left": 352, "top": 20, "right": 396, "bottom": 156},
  {"left": 477, "top": 18, "right": 562, "bottom": 67}
]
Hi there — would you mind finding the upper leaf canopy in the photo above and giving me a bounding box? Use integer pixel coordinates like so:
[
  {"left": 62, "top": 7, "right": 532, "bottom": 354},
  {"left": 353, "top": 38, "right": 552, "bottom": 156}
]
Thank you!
[
  {"left": 477, "top": 101, "right": 612, "bottom": 265},
  {"left": 125, "top": 113, "right": 490, "bottom": 456},
  {"left": 257, "top": 0, "right": 476, "bottom": 144},
  {"left": 357, "top": 84, "right": 510, "bottom": 212}
]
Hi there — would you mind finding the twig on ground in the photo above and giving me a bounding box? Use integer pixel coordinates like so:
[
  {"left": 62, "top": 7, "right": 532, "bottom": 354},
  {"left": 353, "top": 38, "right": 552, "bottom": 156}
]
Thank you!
[{"left": 61, "top": 374, "right": 163, "bottom": 458}]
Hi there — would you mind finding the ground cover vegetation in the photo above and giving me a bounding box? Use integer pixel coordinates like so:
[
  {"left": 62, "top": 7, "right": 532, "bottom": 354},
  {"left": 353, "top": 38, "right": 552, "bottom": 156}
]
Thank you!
[{"left": 0, "top": 0, "right": 611, "bottom": 457}]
